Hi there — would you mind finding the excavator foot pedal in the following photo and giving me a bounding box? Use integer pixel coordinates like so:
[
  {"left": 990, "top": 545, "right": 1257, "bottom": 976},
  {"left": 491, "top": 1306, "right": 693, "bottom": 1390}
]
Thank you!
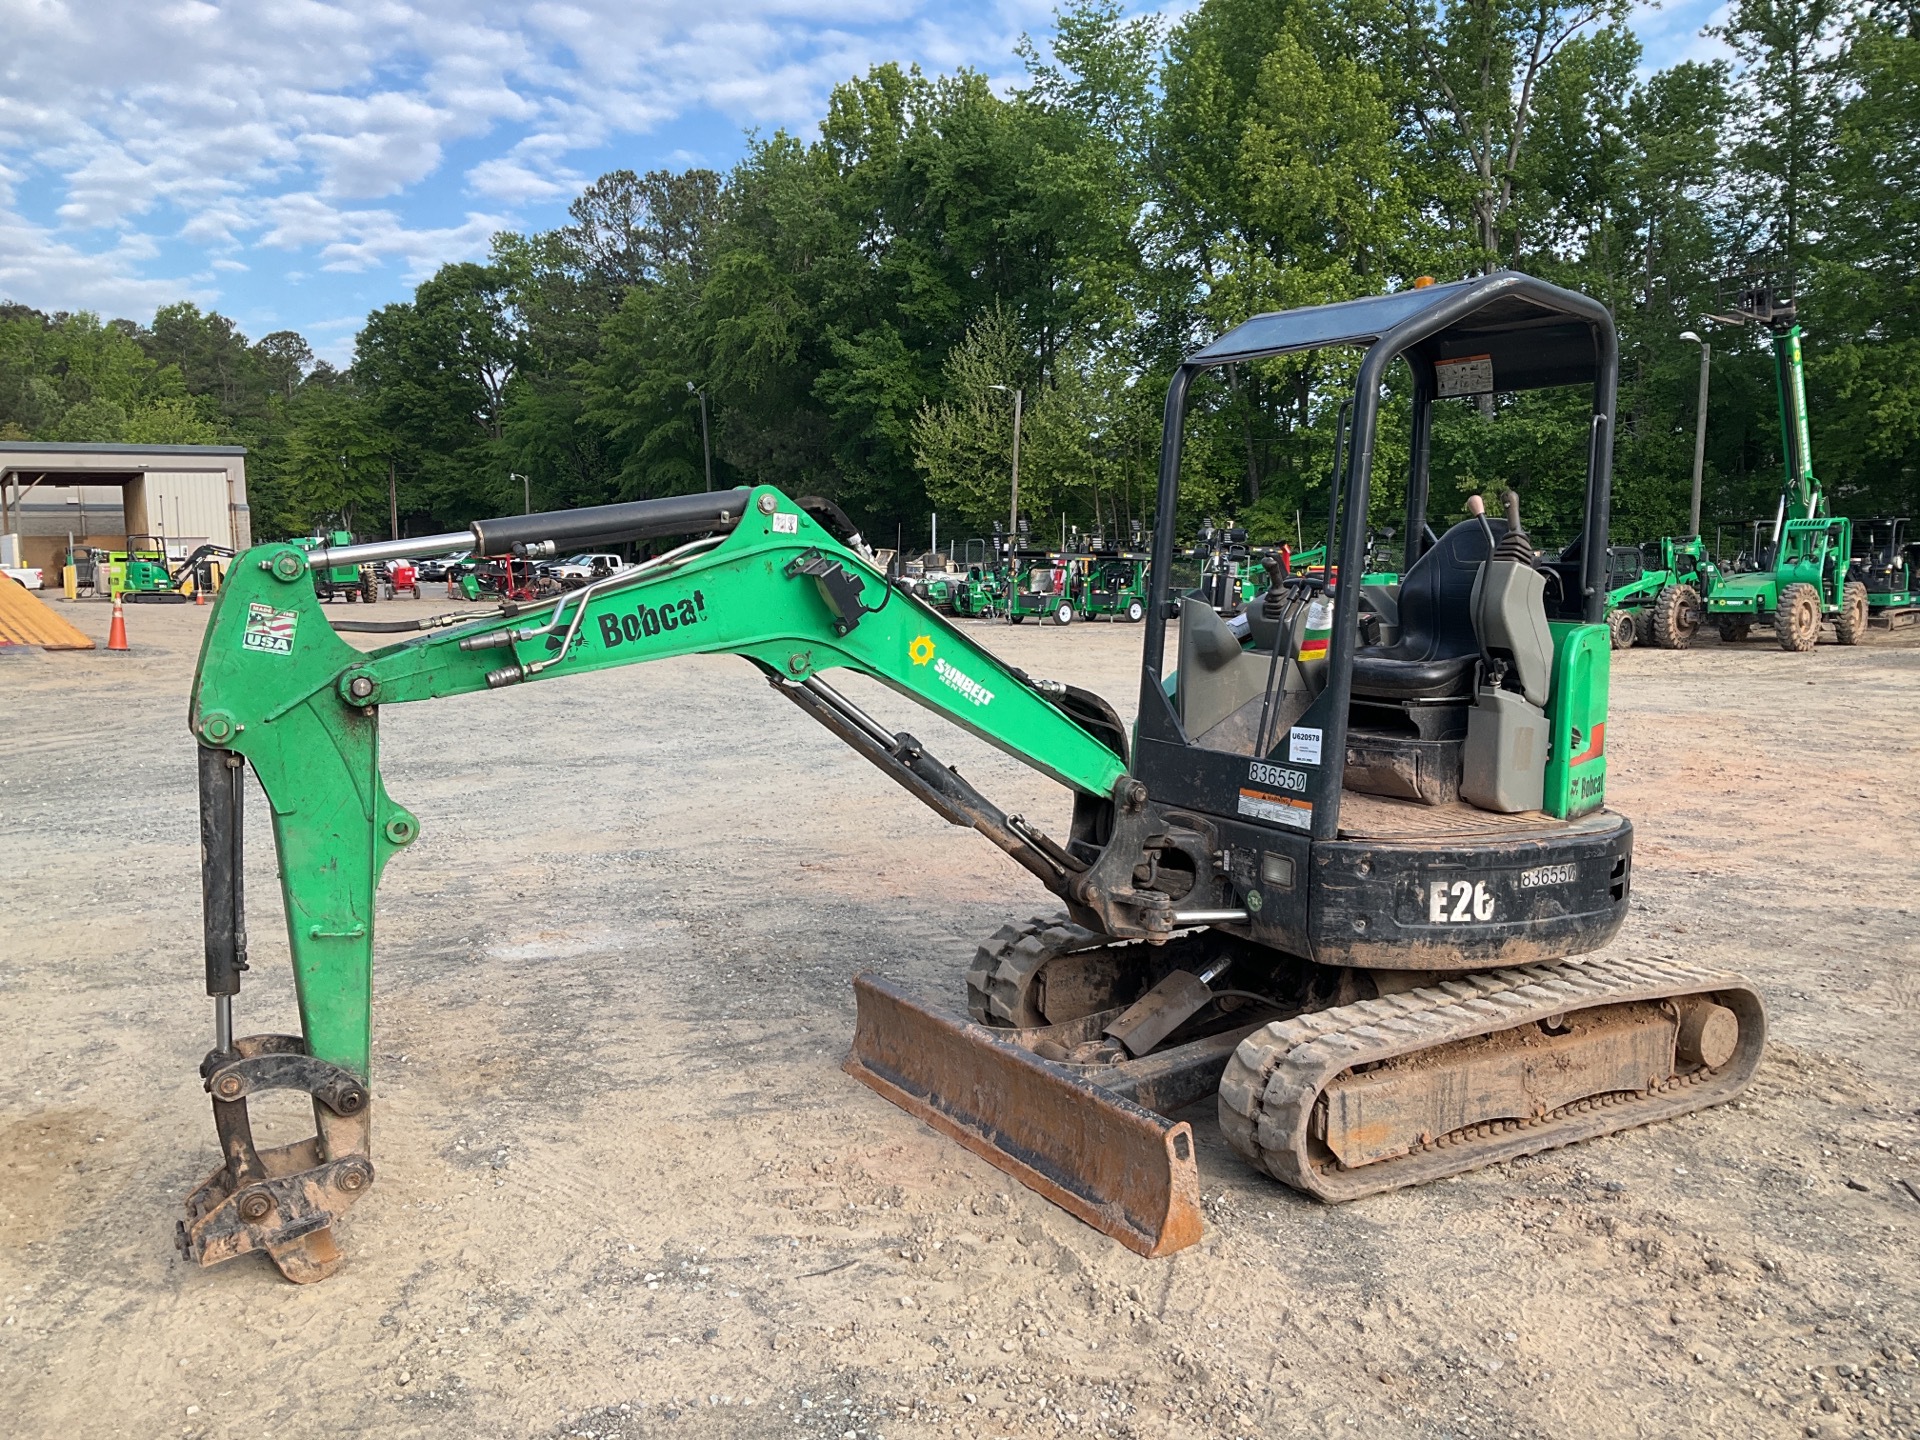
[
  {"left": 176, "top": 1035, "right": 375, "bottom": 1284},
  {"left": 844, "top": 974, "right": 1220, "bottom": 1258}
]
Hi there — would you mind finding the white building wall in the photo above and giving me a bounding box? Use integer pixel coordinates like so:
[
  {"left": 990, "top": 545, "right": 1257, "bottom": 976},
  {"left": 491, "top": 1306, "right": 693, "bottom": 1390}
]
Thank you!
[{"left": 125, "top": 473, "right": 234, "bottom": 553}]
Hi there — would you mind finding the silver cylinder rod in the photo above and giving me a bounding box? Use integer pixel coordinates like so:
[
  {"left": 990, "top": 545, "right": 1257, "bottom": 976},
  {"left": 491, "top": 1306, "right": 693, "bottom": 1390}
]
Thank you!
[
  {"left": 214, "top": 995, "right": 233, "bottom": 1054},
  {"left": 304, "top": 531, "right": 473, "bottom": 572},
  {"left": 1171, "top": 909, "right": 1251, "bottom": 926}
]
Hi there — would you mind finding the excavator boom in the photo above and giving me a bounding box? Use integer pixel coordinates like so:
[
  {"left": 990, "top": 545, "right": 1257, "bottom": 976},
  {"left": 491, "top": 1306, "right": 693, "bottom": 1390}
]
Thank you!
[{"left": 180, "top": 485, "right": 1151, "bottom": 1280}]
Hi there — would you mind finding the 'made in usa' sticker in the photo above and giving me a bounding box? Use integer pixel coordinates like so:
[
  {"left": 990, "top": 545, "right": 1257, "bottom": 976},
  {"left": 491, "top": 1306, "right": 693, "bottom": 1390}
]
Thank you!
[{"left": 242, "top": 601, "right": 298, "bottom": 656}]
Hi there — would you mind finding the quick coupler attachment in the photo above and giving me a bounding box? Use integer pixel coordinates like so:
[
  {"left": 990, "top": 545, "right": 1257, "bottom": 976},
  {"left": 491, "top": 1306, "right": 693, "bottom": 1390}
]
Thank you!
[{"left": 176, "top": 1035, "right": 374, "bottom": 1284}]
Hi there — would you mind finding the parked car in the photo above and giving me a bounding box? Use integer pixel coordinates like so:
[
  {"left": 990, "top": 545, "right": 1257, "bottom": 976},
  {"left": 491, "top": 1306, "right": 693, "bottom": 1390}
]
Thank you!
[
  {"left": 416, "top": 552, "right": 471, "bottom": 583},
  {"left": 544, "top": 552, "right": 626, "bottom": 585}
]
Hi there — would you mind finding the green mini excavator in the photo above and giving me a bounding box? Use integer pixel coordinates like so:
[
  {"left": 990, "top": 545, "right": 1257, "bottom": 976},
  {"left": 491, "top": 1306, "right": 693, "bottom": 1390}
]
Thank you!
[{"left": 179, "top": 274, "right": 1764, "bottom": 1284}]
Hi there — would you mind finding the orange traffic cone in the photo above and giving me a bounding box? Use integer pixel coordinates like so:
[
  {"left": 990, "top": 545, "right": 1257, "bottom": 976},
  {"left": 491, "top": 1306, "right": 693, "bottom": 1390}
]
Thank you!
[
  {"left": 107, "top": 595, "right": 130, "bottom": 652},
  {"left": 194, "top": 581, "right": 205, "bottom": 606}
]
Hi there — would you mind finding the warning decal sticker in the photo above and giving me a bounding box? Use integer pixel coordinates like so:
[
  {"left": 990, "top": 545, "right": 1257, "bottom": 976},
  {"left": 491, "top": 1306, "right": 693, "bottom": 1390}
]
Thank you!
[
  {"left": 1237, "top": 788, "right": 1312, "bottom": 830},
  {"left": 1436, "top": 353, "right": 1495, "bottom": 397}
]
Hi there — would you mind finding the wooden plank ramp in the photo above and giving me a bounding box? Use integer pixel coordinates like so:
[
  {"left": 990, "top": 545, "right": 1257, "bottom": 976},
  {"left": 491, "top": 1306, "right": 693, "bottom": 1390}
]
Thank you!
[{"left": 0, "top": 575, "right": 95, "bottom": 650}]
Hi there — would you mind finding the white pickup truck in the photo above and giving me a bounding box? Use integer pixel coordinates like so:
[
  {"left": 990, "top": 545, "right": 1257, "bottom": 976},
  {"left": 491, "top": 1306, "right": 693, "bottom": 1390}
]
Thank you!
[{"left": 544, "top": 552, "right": 626, "bottom": 584}]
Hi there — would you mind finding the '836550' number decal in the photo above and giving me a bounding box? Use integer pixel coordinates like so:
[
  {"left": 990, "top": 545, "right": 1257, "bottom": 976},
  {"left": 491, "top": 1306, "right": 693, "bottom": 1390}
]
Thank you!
[{"left": 1428, "top": 878, "right": 1495, "bottom": 923}]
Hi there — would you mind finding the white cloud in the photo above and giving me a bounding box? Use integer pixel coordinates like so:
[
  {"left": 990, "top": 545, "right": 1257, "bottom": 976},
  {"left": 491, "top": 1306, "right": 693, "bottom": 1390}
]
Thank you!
[
  {"left": 1, "top": 0, "right": 1709, "bottom": 349},
  {"left": 467, "top": 154, "right": 583, "bottom": 203},
  {"left": 0, "top": 205, "right": 213, "bottom": 317},
  {"left": 0, "top": 0, "right": 1059, "bottom": 335}
]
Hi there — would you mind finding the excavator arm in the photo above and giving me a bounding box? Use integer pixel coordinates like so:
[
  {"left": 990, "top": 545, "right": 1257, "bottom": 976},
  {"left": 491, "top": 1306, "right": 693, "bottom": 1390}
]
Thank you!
[{"left": 179, "top": 485, "right": 1138, "bottom": 1280}]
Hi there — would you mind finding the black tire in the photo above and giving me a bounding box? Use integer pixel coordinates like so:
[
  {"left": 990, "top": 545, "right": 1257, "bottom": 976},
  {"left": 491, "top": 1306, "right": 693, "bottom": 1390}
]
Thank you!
[
  {"left": 1607, "top": 610, "right": 1637, "bottom": 650},
  {"left": 1716, "top": 617, "right": 1751, "bottom": 644},
  {"left": 1835, "top": 580, "right": 1868, "bottom": 646},
  {"left": 1126, "top": 599, "right": 1144, "bottom": 623},
  {"left": 1774, "top": 582, "right": 1821, "bottom": 651},
  {"left": 1651, "top": 583, "right": 1700, "bottom": 649},
  {"left": 1632, "top": 608, "right": 1654, "bottom": 646},
  {"left": 1054, "top": 602, "right": 1074, "bottom": 626},
  {"left": 1008, "top": 613, "right": 1026, "bottom": 625}
]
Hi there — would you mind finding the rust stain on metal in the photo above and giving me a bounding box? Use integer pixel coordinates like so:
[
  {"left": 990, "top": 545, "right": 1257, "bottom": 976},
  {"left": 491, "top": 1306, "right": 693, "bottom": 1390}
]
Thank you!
[{"left": 843, "top": 973, "right": 1203, "bottom": 1258}]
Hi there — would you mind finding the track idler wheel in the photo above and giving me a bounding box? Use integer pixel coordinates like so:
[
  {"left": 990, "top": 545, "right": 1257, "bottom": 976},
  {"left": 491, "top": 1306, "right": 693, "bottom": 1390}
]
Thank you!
[{"left": 176, "top": 1035, "right": 374, "bottom": 1284}]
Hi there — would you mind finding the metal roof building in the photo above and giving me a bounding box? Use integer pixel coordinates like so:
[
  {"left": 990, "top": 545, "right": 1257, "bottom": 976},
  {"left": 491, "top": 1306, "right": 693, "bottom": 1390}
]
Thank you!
[{"left": 0, "top": 442, "right": 250, "bottom": 572}]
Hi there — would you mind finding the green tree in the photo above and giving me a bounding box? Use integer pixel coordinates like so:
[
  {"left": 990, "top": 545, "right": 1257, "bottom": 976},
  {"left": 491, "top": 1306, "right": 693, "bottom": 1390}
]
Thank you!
[
  {"left": 1388, "top": 0, "right": 1632, "bottom": 267},
  {"left": 356, "top": 261, "right": 524, "bottom": 520},
  {"left": 913, "top": 306, "right": 1035, "bottom": 527},
  {"left": 1718, "top": 0, "right": 1840, "bottom": 279}
]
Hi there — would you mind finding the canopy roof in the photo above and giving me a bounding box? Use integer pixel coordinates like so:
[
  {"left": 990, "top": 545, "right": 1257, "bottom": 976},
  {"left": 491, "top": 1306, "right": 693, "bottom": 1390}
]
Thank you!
[{"left": 1186, "top": 272, "right": 1610, "bottom": 393}]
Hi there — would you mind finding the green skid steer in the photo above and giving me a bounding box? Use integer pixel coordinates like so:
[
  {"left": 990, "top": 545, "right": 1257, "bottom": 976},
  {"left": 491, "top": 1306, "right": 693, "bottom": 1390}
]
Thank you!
[{"left": 178, "top": 274, "right": 1763, "bottom": 1284}]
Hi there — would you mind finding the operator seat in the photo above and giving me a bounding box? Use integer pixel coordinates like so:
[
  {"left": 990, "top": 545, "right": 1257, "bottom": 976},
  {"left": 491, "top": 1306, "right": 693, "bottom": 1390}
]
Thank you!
[{"left": 1349, "top": 517, "right": 1500, "bottom": 703}]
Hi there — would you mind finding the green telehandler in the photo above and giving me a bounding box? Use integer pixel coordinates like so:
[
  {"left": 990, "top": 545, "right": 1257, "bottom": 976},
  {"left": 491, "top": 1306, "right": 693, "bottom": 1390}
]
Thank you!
[
  {"left": 290, "top": 529, "right": 378, "bottom": 604},
  {"left": 1598, "top": 536, "right": 1718, "bottom": 649},
  {"left": 1654, "top": 286, "right": 1866, "bottom": 650},
  {"left": 177, "top": 274, "right": 1762, "bottom": 1285}
]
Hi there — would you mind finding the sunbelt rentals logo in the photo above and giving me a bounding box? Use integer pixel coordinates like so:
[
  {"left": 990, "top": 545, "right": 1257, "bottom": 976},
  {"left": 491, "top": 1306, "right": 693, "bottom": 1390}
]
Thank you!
[{"left": 908, "top": 634, "right": 993, "bottom": 707}]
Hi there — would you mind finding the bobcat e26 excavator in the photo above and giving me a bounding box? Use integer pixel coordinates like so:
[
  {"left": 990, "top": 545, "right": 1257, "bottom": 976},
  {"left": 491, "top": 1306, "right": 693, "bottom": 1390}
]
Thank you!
[{"left": 180, "top": 274, "right": 1764, "bottom": 1283}]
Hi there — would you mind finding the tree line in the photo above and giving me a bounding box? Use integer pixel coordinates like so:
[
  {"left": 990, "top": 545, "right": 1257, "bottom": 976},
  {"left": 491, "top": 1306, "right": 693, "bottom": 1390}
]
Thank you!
[{"left": 2, "top": 0, "right": 1914, "bottom": 555}]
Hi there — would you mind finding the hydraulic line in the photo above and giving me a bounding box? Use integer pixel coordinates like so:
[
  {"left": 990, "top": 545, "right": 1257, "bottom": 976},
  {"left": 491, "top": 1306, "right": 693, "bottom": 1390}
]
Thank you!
[
  {"left": 1252, "top": 587, "right": 1302, "bottom": 759},
  {"left": 327, "top": 611, "right": 482, "bottom": 634},
  {"left": 456, "top": 535, "right": 724, "bottom": 685}
]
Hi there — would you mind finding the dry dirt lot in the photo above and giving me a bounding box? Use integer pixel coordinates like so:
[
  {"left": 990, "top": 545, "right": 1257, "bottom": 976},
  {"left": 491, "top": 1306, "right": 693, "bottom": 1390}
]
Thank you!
[{"left": 3, "top": 591, "right": 1919, "bottom": 1440}]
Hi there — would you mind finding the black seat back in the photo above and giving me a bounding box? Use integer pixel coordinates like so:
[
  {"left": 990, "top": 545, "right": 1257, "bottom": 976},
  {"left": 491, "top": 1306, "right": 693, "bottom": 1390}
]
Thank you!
[{"left": 1376, "top": 516, "right": 1498, "bottom": 665}]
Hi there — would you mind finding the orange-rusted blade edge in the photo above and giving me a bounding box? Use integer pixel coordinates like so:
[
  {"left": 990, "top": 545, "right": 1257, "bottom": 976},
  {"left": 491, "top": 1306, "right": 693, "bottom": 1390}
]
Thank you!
[{"left": 843, "top": 973, "right": 1203, "bottom": 1258}]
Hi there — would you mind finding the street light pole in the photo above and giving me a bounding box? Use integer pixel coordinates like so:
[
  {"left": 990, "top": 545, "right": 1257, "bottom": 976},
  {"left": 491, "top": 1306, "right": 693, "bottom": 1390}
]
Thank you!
[
  {"left": 511, "top": 471, "right": 529, "bottom": 515},
  {"left": 991, "top": 384, "right": 1023, "bottom": 539},
  {"left": 687, "top": 382, "right": 713, "bottom": 490},
  {"left": 1680, "top": 330, "right": 1711, "bottom": 538}
]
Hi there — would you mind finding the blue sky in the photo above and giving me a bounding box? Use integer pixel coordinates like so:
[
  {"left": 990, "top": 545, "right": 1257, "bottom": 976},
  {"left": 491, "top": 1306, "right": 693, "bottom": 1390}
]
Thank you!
[{"left": 0, "top": 0, "right": 1731, "bottom": 364}]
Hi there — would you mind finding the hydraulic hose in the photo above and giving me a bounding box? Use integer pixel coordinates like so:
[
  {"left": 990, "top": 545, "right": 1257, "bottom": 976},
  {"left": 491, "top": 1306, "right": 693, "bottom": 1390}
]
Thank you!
[{"left": 326, "top": 613, "right": 481, "bottom": 633}]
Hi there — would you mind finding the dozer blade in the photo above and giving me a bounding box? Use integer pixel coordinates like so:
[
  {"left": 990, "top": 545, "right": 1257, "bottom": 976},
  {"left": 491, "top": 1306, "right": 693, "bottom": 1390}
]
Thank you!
[{"left": 844, "top": 974, "right": 1204, "bottom": 1258}]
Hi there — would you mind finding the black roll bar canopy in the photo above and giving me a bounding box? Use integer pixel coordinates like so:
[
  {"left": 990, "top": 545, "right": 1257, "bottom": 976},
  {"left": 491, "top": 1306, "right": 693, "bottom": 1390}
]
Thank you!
[{"left": 1138, "top": 271, "right": 1619, "bottom": 842}]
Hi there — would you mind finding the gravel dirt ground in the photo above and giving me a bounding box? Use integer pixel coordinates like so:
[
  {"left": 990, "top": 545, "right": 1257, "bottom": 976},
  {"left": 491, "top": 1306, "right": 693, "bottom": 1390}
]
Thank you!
[{"left": 3, "top": 591, "right": 1919, "bottom": 1440}]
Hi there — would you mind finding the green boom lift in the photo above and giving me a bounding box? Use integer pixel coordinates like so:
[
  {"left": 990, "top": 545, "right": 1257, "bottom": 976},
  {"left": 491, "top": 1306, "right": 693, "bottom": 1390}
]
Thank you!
[
  {"left": 177, "top": 275, "right": 1762, "bottom": 1285},
  {"left": 1660, "top": 286, "right": 1867, "bottom": 650}
]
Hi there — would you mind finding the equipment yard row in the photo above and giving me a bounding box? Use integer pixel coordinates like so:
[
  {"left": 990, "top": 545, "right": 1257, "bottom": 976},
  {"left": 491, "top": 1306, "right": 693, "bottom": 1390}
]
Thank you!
[{"left": 3, "top": 597, "right": 1917, "bottom": 1440}]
